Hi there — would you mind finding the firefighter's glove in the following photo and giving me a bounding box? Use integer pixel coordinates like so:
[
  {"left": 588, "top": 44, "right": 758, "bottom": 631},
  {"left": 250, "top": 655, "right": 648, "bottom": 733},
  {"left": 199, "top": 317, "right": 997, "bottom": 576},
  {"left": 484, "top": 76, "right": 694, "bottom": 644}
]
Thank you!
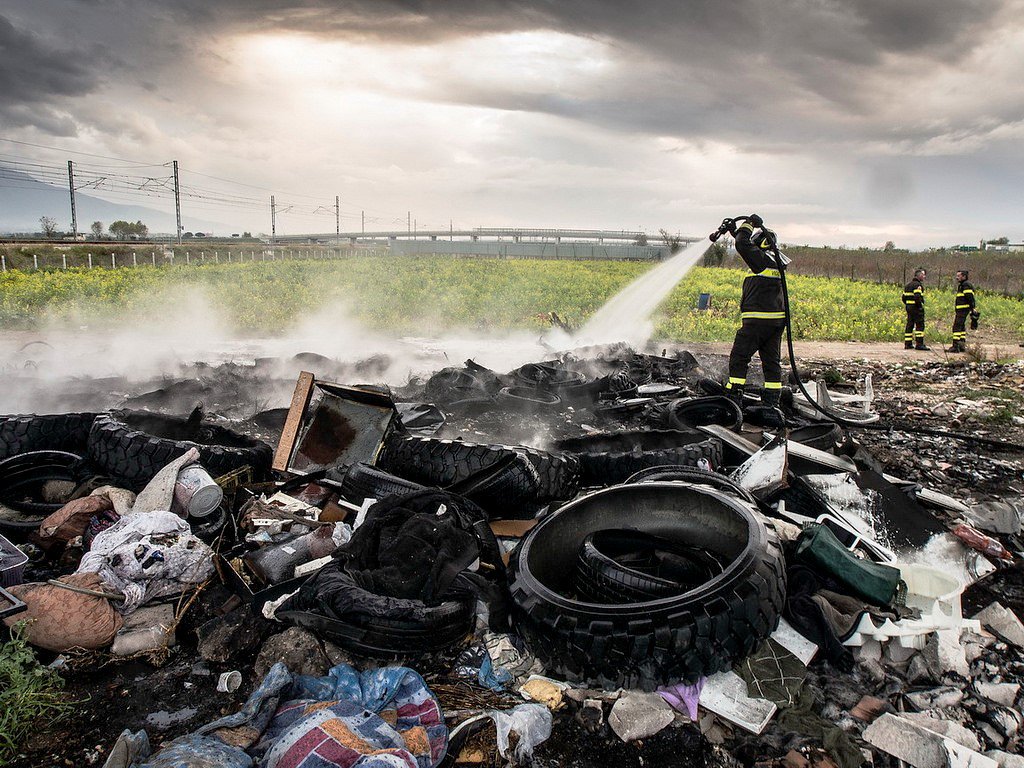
[{"left": 970, "top": 310, "right": 980, "bottom": 330}]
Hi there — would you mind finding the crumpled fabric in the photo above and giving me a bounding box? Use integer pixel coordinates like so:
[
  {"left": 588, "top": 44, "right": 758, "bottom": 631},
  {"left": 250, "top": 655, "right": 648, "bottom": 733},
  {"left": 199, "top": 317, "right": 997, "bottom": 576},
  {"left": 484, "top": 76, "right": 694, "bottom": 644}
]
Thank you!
[
  {"left": 35, "top": 494, "right": 116, "bottom": 553},
  {"left": 92, "top": 485, "right": 138, "bottom": 517},
  {"left": 77, "top": 510, "right": 214, "bottom": 613},
  {"left": 784, "top": 564, "right": 855, "bottom": 672},
  {"left": 107, "top": 662, "right": 448, "bottom": 768},
  {"left": 132, "top": 448, "right": 199, "bottom": 516}
]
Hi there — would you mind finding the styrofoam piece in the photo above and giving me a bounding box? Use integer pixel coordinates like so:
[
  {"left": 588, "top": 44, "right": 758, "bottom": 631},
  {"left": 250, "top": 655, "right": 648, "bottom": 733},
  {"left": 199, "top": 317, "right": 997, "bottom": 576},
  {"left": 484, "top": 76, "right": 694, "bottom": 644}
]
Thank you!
[
  {"left": 901, "top": 564, "right": 964, "bottom": 621},
  {"left": 772, "top": 618, "right": 818, "bottom": 665},
  {"left": 699, "top": 671, "right": 777, "bottom": 735},
  {"left": 843, "top": 562, "right": 976, "bottom": 649}
]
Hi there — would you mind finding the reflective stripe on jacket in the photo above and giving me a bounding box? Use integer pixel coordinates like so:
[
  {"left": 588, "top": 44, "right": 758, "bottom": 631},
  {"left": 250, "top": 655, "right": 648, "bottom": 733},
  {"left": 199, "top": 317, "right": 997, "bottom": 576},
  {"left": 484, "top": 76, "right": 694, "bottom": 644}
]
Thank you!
[
  {"left": 736, "top": 224, "right": 786, "bottom": 324},
  {"left": 955, "top": 280, "right": 976, "bottom": 311},
  {"left": 902, "top": 278, "right": 924, "bottom": 309}
]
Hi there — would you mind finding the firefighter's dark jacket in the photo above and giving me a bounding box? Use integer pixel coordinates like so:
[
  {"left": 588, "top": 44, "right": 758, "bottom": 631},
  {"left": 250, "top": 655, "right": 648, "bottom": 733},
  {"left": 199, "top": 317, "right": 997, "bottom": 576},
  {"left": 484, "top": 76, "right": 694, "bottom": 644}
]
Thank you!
[
  {"left": 955, "top": 280, "right": 976, "bottom": 311},
  {"left": 902, "top": 278, "right": 924, "bottom": 310},
  {"left": 735, "top": 223, "right": 785, "bottom": 324}
]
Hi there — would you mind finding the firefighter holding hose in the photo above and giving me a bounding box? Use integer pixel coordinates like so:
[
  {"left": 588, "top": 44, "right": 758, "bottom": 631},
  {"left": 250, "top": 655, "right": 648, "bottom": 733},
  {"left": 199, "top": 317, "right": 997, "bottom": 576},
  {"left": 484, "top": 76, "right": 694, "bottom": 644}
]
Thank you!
[{"left": 716, "top": 214, "right": 787, "bottom": 411}]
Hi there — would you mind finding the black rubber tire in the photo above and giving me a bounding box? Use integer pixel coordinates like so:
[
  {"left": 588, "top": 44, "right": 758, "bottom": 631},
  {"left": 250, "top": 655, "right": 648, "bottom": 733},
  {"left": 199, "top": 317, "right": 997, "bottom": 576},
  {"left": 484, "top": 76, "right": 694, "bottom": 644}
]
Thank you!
[
  {"left": 0, "top": 413, "right": 98, "bottom": 461},
  {"left": 624, "top": 465, "right": 759, "bottom": 506},
  {"left": 0, "top": 450, "right": 87, "bottom": 537},
  {"left": 277, "top": 570, "right": 475, "bottom": 657},
  {"left": 666, "top": 397, "right": 743, "bottom": 431},
  {"left": 574, "top": 529, "right": 728, "bottom": 604},
  {"left": 495, "top": 386, "right": 561, "bottom": 411},
  {"left": 509, "top": 483, "right": 786, "bottom": 689},
  {"left": 513, "top": 363, "right": 587, "bottom": 389},
  {"left": 379, "top": 436, "right": 580, "bottom": 503},
  {"left": 449, "top": 454, "right": 542, "bottom": 520},
  {"left": 555, "top": 429, "right": 723, "bottom": 486},
  {"left": 87, "top": 410, "right": 273, "bottom": 491},
  {"left": 424, "top": 368, "right": 489, "bottom": 402},
  {"left": 787, "top": 423, "right": 843, "bottom": 452},
  {"left": 338, "top": 462, "right": 429, "bottom": 503}
]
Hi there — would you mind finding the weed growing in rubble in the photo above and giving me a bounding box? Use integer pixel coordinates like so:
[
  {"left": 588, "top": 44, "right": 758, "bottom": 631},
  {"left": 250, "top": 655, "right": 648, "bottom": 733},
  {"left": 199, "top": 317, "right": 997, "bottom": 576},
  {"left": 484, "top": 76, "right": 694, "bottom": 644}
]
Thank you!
[
  {"left": 2, "top": 257, "right": 1023, "bottom": 342},
  {"left": 0, "top": 623, "right": 73, "bottom": 762}
]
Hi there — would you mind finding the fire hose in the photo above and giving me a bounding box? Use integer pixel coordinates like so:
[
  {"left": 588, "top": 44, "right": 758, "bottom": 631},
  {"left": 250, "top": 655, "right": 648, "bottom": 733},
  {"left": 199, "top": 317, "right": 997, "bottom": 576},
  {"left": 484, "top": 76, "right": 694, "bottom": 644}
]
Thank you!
[{"left": 709, "top": 216, "right": 1024, "bottom": 453}]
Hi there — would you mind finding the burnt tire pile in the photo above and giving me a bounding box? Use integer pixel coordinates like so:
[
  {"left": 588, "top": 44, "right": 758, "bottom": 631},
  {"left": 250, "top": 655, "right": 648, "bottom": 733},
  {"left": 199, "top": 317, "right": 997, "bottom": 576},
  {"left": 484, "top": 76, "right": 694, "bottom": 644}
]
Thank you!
[
  {"left": 87, "top": 410, "right": 273, "bottom": 490},
  {"left": 509, "top": 482, "right": 786, "bottom": 690},
  {"left": 378, "top": 436, "right": 580, "bottom": 513},
  {"left": 555, "top": 429, "right": 723, "bottom": 487},
  {"left": 0, "top": 413, "right": 98, "bottom": 461}
]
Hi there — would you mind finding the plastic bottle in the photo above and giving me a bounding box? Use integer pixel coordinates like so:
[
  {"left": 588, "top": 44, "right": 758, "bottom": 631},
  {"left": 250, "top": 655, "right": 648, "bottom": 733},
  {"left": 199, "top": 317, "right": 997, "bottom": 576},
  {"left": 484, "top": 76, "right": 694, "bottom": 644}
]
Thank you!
[{"left": 951, "top": 523, "right": 1014, "bottom": 561}]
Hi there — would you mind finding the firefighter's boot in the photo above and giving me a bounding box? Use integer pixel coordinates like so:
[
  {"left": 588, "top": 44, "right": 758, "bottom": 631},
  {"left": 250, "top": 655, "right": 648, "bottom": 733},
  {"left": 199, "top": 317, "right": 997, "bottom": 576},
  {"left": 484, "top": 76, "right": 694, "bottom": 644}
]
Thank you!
[{"left": 761, "top": 388, "right": 782, "bottom": 409}]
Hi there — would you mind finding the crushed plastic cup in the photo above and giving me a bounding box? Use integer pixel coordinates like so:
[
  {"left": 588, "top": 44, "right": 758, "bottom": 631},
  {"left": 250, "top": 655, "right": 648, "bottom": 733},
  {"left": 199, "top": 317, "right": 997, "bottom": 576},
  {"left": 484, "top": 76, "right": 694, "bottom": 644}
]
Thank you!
[{"left": 217, "top": 670, "right": 242, "bottom": 693}]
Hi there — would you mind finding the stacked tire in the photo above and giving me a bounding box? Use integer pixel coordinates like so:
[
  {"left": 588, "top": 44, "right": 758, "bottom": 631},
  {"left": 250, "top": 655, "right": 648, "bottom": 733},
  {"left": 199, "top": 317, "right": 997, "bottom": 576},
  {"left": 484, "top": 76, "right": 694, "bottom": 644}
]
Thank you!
[
  {"left": 555, "top": 429, "right": 723, "bottom": 486},
  {"left": 87, "top": 410, "right": 272, "bottom": 490},
  {"left": 509, "top": 483, "right": 786, "bottom": 690},
  {"left": 378, "top": 436, "right": 581, "bottom": 508}
]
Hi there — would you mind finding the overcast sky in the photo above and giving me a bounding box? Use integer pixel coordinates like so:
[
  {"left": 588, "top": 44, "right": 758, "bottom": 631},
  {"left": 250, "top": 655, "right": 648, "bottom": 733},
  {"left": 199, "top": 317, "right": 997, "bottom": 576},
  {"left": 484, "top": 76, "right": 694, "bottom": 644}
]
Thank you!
[{"left": 2, "top": 0, "right": 1023, "bottom": 246}]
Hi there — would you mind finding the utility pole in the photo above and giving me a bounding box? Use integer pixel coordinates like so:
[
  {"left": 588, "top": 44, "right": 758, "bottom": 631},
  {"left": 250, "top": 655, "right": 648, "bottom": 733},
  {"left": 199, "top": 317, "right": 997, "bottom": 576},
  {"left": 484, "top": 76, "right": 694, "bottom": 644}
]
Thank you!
[
  {"left": 361, "top": 210, "right": 364, "bottom": 234},
  {"left": 450, "top": 219, "right": 453, "bottom": 241},
  {"left": 172, "top": 160, "right": 182, "bottom": 245},
  {"left": 271, "top": 195, "right": 276, "bottom": 245},
  {"left": 407, "top": 211, "right": 411, "bottom": 234},
  {"left": 67, "top": 161, "right": 78, "bottom": 240},
  {"left": 335, "top": 196, "right": 340, "bottom": 240}
]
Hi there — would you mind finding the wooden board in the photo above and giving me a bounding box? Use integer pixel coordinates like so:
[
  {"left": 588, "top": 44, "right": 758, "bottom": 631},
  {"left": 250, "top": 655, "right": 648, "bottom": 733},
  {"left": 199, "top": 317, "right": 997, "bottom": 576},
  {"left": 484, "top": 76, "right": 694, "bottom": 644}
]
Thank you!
[{"left": 272, "top": 371, "right": 316, "bottom": 473}]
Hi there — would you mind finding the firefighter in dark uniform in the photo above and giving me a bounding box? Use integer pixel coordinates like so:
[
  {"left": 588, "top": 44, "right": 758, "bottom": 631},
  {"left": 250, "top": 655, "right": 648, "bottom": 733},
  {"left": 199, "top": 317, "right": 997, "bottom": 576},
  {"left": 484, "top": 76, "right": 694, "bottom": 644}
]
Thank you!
[
  {"left": 901, "top": 268, "right": 928, "bottom": 350},
  {"left": 722, "top": 216, "right": 786, "bottom": 409},
  {"left": 947, "top": 269, "right": 977, "bottom": 353}
]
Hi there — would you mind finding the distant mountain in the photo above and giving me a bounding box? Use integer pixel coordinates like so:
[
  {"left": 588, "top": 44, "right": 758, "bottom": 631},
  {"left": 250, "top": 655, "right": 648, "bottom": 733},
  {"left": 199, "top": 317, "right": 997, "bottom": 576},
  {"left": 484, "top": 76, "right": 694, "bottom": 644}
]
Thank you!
[{"left": 0, "top": 166, "right": 228, "bottom": 235}]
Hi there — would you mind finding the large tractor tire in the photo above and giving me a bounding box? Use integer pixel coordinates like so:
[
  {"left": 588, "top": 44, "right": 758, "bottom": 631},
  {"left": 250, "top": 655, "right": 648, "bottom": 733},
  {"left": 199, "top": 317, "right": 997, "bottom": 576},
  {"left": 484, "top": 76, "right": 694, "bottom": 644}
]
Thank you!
[{"left": 509, "top": 482, "right": 785, "bottom": 690}]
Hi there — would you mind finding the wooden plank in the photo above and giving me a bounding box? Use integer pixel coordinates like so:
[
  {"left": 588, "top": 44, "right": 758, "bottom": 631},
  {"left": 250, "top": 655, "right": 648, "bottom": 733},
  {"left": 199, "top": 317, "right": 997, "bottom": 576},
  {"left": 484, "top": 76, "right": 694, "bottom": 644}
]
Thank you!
[
  {"left": 489, "top": 519, "right": 538, "bottom": 538},
  {"left": 272, "top": 371, "right": 316, "bottom": 472}
]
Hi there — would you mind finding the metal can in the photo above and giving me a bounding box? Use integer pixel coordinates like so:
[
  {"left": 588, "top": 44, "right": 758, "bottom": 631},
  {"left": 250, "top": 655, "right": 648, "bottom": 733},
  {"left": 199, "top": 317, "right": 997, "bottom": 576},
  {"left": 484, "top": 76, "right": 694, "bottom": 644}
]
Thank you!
[{"left": 174, "top": 465, "right": 224, "bottom": 519}]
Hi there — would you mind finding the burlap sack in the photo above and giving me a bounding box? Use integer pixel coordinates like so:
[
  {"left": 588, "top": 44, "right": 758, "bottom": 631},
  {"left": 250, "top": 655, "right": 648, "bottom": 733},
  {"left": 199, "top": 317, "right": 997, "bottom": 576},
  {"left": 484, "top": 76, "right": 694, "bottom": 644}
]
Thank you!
[
  {"left": 33, "top": 495, "right": 115, "bottom": 553},
  {"left": 3, "top": 572, "right": 124, "bottom": 651}
]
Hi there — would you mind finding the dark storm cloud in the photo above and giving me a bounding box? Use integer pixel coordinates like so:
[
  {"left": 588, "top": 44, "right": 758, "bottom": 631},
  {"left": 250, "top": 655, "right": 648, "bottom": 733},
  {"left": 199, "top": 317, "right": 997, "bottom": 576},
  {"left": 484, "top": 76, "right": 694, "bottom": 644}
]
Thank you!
[
  {"left": 0, "top": 14, "right": 98, "bottom": 131},
  {"left": 0, "top": 0, "right": 1016, "bottom": 151},
  {"left": 133, "top": 0, "right": 1008, "bottom": 146}
]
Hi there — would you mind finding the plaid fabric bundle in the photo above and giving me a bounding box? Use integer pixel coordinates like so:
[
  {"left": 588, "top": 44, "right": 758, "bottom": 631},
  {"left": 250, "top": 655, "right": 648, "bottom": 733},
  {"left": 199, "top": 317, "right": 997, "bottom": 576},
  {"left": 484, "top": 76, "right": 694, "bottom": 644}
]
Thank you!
[{"left": 253, "top": 665, "right": 446, "bottom": 768}]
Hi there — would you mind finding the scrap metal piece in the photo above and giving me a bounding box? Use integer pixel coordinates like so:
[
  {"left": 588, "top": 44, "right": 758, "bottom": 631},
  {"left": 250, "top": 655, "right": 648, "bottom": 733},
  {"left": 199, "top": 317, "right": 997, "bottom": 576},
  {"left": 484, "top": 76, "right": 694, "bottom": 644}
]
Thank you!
[
  {"left": 274, "top": 372, "right": 399, "bottom": 475},
  {"left": 730, "top": 436, "right": 788, "bottom": 499}
]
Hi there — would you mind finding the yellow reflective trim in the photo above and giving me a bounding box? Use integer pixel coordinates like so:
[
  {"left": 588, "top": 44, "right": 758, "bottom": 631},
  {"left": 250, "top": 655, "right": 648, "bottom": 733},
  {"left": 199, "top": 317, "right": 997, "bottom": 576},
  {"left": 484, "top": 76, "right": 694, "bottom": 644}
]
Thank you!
[
  {"left": 740, "top": 311, "right": 786, "bottom": 319},
  {"left": 738, "top": 223, "right": 755, "bottom": 232},
  {"left": 763, "top": 381, "right": 783, "bottom": 389},
  {"left": 728, "top": 377, "right": 747, "bottom": 385},
  {"left": 962, "top": 289, "right": 974, "bottom": 294},
  {"left": 955, "top": 304, "right": 971, "bottom": 309},
  {"left": 914, "top": 288, "right": 923, "bottom": 293},
  {"left": 749, "top": 268, "right": 781, "bottom": 278}
]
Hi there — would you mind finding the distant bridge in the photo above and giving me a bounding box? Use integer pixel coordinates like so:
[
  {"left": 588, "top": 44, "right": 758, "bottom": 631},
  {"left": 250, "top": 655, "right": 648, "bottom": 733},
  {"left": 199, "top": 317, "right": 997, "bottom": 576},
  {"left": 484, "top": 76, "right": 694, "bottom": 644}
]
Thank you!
[{"left": 272, "top": 227, "right": 701, "bottom": 246}]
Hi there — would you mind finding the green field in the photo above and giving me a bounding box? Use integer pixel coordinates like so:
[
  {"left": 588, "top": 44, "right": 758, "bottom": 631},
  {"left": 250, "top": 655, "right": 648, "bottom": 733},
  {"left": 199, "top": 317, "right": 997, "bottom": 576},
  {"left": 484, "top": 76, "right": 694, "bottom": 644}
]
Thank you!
[{"left": 2, "top": 256, "right": 1023, "bottom": 342}]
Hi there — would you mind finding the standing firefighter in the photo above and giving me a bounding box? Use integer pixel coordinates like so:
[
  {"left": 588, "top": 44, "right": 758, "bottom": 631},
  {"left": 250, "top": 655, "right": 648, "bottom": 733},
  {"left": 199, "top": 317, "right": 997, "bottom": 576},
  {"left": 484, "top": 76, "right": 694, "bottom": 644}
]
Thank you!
[
  {"left": 947, "top": 270, "right": 977, "bottom": 353},
  {"left": 902, "top": 268, "right": 929, "bottom": 350},
  {"left": 720, "top": 215, "right": 787, "bottom": 409}
]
